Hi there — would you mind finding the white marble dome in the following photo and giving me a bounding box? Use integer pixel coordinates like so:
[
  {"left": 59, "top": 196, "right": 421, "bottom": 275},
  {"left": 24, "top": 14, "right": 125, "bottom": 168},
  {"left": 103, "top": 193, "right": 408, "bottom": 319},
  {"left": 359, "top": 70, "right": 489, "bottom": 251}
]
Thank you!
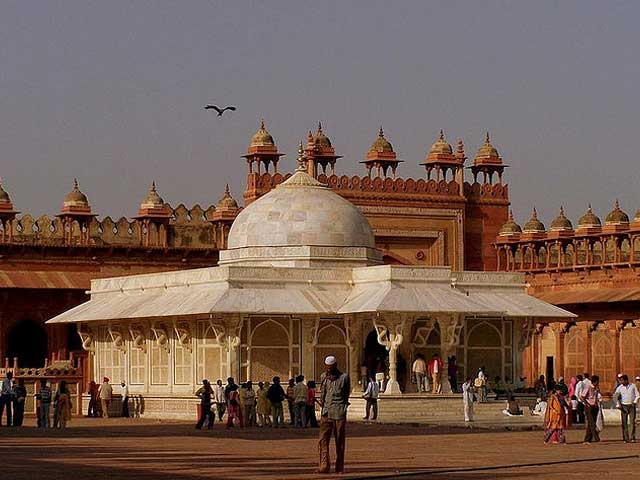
[{"left": 222, "top": 169, "right": 381, "bottom": 267}]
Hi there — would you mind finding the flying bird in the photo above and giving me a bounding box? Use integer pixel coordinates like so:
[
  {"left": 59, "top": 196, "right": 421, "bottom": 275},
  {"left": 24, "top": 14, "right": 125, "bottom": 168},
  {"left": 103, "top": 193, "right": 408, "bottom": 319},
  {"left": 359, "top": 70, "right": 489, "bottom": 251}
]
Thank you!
[{"left": 204, "top": 104, "right": 237, "bottom": 116}]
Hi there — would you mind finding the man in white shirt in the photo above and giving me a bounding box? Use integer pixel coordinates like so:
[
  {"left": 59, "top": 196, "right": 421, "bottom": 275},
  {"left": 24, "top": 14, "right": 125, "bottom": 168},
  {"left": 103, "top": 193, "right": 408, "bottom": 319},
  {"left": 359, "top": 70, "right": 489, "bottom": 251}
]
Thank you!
[
  {"left": 412, "top": 354, "right": 427, "bottom": 393},
  {"left": 213, "top": 379, "right": 226, "bottom": 421},
  {"left": 97, "top": 377, "right": 113, "bottom": 418},
  {"left": 574, "top": 374, "right": 585, "bottom": 424},
  {"left": 120, "top": 381, "right": 130, "bottom": 418},
  {"left": 614, "top": 374, "right": 639, "bottom": 443},
  {"left": 362, "top": 377, "right": 380, "bottom": 421}
]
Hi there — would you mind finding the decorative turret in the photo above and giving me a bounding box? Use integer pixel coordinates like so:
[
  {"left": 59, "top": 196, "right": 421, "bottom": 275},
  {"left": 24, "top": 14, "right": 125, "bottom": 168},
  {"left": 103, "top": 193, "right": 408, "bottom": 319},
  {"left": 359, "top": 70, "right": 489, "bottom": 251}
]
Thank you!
[
  {"left": 498, "top": 209, "right": 522, "bottom": 237},
  {"left": 360, "top": 126, "right": 402, "bottom": 178},
  {"left": 304, "top": 122, "right": 342, "bottom": 178},
  {"left": 549, "top": 206, "right": 573, "bottom": 232},
  {"left": 134, "top": 182, "right": 172, "bottom": 247},
  {"left": 522, "top": 207, "right": 546, "bottom": 235},
  {"left": 210, "top": 184, "right": 241, "bottom": 250},
  {"left": 469, "top": 132, "right": 507, "bottom": 184},
  {"left": 0, "top": 178, "right": 19, "bottom": 242},
  {"left": 57, "top": 179, "right": 96, "bottom": 245},
  {"left": 576, "top": 204, "right": 602, "bottom": 234},
  {"left": 603, "top": 200, "right": 629, "bottom": 233},
  {"left": 420, "top": 130, "right": 465, "bottom": 186},
  {"left": 242, "top": 119, "right": 284, "bottom": 174}
]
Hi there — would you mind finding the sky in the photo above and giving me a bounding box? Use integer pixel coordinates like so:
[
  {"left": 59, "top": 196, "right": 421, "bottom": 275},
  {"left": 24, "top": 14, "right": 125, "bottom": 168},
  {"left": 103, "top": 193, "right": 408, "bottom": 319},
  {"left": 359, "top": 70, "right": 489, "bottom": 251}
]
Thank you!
[{"left": 1, "top": 1, "right": 639, "bottom": 226}]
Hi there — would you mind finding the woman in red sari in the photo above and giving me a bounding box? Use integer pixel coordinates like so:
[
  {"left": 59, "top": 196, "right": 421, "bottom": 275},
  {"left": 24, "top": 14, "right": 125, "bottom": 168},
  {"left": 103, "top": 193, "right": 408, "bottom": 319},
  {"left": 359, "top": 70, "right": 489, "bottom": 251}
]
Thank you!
[
  {"left": 226, "top": 384, "right": 242, "bottom": 429},
  {"left": 544, "top": 384, "right": 567, "bottom": 444}
]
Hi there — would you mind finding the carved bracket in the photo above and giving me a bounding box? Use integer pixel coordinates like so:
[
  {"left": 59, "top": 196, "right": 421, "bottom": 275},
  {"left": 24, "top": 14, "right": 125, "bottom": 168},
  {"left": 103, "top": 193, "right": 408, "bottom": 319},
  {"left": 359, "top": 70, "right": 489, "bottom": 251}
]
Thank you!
[
  {"left": 303, "top": 317, "right": 320, "bottom": 348},
  {"left": 207, "top": 318, "right": 240, "bottom": 352},
  {"left": 518, "top": 318, "right": 536, "bottom": 350},
  {"left": 107, "top": 327, "right": 126, "bottom": 353},
  {"left": 151, "top": 325, "right": 170, "bottom": 353},
  {"left": 617, "top": 319, "right": 636, "bottom": 332},
  {"left": 589, "top": 321, "right": 604, "bottom": 333},
  {"left": 129, "top": 326, "right": 146, "bottom": 352},
  {"left": 438, "top": 315, "right": 464, "bottom": 348},
  {"left": 411, "top": 318, "right": 436, "bottom": 348},
  {"left": 373, "top": 317, "right": 405, "bottom": 350},
  {"left": 173, "top": 321, "right": 192, "bottom": 352},
  {"left": 77, "top": 324, "right": 94, "bottom": 352}
]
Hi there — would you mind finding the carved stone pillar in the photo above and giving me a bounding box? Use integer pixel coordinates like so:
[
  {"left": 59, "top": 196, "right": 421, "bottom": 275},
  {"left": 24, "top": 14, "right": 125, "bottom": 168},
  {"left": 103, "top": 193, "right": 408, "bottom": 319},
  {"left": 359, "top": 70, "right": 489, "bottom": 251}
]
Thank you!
[
  {"left": 551, "top": 323, "right": 565, "bottom": 380},
  {"left": 438, "top": 314, "right": 464, "bottom": 393},
  {"left": 373, "top": 315, "right": 407, "bottom": 394},
  {"left": 208, "top": 315, "right": 242, "bottom": 380},
  {"left": 516, "top": 318, "right": 535, "bottom": 384},
  {"left": 345, "top": 315, "right": 364, "bottom": 392},
  {"left": 302, "top": 317, "right": 319, "bottom": 382}
]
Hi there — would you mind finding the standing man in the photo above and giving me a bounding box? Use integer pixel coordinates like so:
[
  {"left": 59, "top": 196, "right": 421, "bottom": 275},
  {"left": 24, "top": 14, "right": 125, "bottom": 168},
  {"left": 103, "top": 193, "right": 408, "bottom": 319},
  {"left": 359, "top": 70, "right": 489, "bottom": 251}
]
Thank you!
[
  {"left": 0, "top": 371, "right": 13, "bottom": 426},
  {"left": 411, "top": 354, "right": 427, "bottom": 393},
  {"left": 580, "top": 374, "right": 601, "bottom": 444},
  {"left": 614, "top": 374, "right": 639, "bottom": 443},
  {"left": 286, "top": 378, "right": 296, "bottom": 426},
  {"left": 293, "top": 375, "right": 308, "bottom": 427},
  {"left": 214, "top": 379, "right": 226, "bottom": 421},
  {"left": 267, "top": 376, "right": 286, "bottom": 428},
  {"left": 428, "top": 354, "right": 443, "bottom": 394},
  {"left": 462, "top": 377, "right": 474, "bottom": 422},
  {"left": 362, "top": 376, "right": 380, "bottom": 421},
  {"left": 98, "top": 377, "right": 113, "bottom": 418},
  {"left": 120, "top": 381, "right": 130, "bottom": 418},
  {"left": 243, "top": 381, "right": 257, "bottom": 427},
  {"left": 574, "top": 375, "right": 585, "bottom": 424},
  {"left": 35, "top": 379, "right": 52, "bottom": 428},
  {"left": 318, "top": 355, "right": 350, "bottom": 475},
  {"left": 12, "top": 378, "right": 27, "bottom": 427}
]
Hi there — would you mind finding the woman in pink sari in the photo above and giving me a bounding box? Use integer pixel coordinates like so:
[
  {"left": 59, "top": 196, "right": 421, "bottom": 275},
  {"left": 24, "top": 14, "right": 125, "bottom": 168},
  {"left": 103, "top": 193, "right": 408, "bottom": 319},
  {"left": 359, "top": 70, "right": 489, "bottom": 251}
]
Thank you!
[
  {"left": 568, "top": 376, "right": 577, "bottom": 399},
  {"left": 226, "top": 384, "right": 242, "bottom": 429}
]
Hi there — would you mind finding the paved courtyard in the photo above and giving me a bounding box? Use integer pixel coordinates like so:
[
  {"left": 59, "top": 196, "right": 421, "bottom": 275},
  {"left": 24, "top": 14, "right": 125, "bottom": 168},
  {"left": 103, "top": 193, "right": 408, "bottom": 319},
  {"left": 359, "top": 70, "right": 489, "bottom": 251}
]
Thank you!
[{"left": 0, "top": 418, "right": 638, "bottom": 479}]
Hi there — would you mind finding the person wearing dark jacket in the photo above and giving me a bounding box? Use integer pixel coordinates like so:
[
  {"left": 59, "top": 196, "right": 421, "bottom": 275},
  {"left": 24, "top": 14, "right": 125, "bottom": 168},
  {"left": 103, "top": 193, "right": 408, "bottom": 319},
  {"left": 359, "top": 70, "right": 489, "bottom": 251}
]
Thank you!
[
  {"left": 195, "top": 379, "right": 215, "bottom": 430},
  {"left": 12, "top": 379, "right": 27, "bottom": 427},
  {"left": 267, "top": 376, "right": 287, "bottom": 428}
]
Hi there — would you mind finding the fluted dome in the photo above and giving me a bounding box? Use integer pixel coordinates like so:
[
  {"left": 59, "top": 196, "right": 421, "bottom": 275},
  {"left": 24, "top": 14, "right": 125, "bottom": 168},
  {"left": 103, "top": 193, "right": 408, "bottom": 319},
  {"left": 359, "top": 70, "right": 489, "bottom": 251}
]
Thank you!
[
  {"left": 141, "top": 182, "right": 165, "bottom": 208},
  {"left": 217, "top": 184, "right": 239, "bottom": 210},
  {"left": 498, "top": 210, "right": 522, "bottom": 236},
  {"left": 605, "top": 200, "right": 629, "bottom": 225},
  {"left": 523, "top": 207, "right": 545, "bottom": 234},
  {"left": 577, "top": 205, "right": 601, "bottom": 228},
  {"left": 312, "top": 122, "right": 332, "bottom": 148},
  {"left": 550, "top": 207, "right": 573, "bottom": 231},
  {"left": 249, "top": 120, "right": 275, "bottom": 147},
  {"left": 369, "top": 127, "right": 394, "bottom": 153},
  {"left": 429, "top": 130, "right": 453, "bottom": 156},
  {"left": 63, "top": 179, "right": 89, "bottom": 207},
  {"left": 473, "top": 132, "right": 502, "bottom": 165},
  {"left": 222, "top": 167, "right": 380, "bottom": 267}
]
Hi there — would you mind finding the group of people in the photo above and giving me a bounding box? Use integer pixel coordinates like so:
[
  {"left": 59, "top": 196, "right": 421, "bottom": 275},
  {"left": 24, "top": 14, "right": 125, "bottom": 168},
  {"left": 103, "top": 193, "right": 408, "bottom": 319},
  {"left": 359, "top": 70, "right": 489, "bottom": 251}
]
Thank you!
[
  {"left": 194, "top": 375, "right": 320, "bottom": 430},
  {"left": 411, "top": 353, "right": 458, "bottom": 394},
  {"left": 87, "top": 377, "right": 130, "bottom": 418},
  {"left": 0, "top": 372, "right": 73, "bottom": 429}
]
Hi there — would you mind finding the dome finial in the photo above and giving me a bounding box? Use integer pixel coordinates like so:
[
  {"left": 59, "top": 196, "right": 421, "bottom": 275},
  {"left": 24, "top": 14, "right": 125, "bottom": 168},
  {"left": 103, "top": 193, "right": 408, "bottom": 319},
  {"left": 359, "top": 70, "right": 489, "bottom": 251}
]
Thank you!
[
  {"left": 485, "top": 131, "right": 491, "bottom": 144},
  {"left": 260, "top": 118, "right": 265, "bottom": 130},
  {"left": 151, "top": 180, "right": 157, "bottom": 191},
  {"left": 296, "top": 141, "right": 306, "bottom": 171},
  {"left": 379, "top": 125, "right": 384, "bottom": 137},
  {"left": 225, "top": 183, "right": 230, "bottom": 195},
  {"left": 532, "top": 206, "right": 538, "bottom": 219},
  {"left": 508, "top": 208, "right": 514, "bottom": 221},
  {"left": 457, "top": 138, "right": 465, "bottom": 154},
  {"left": 317, "top": 121, "right": 323, "bottom": 133},
  {"left": 73, "top": 178, "right": 79, "bottom": 190},
  {"left": 439, "top": 129, "right": 445, "bottom": 141}
]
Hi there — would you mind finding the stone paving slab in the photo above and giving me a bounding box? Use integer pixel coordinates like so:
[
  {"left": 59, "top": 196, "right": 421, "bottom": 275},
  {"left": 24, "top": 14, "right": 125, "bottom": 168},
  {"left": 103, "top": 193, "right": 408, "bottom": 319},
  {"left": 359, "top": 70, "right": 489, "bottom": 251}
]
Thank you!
[{"left": 0, "top": 418, "right": 637, "bottom": 479}]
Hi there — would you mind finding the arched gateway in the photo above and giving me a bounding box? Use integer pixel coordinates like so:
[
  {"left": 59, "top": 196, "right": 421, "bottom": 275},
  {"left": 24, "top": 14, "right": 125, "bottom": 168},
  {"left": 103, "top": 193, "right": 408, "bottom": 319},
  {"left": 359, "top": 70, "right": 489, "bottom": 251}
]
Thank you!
[{"left": 48, "top": 162, "right": 574, "bottom": 418}]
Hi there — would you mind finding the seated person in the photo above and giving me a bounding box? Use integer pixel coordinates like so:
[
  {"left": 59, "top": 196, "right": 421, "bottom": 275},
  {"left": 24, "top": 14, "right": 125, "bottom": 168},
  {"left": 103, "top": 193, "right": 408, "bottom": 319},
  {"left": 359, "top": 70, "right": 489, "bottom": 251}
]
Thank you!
[
  {"left": 502, "top": 394, "right": 523, "bottom": 416},
  {"left": 514, "top": 376, "right": 526, "bottom": 392},
  {"left": 530, "top": 397, "right": 547, "bottom": 416}
]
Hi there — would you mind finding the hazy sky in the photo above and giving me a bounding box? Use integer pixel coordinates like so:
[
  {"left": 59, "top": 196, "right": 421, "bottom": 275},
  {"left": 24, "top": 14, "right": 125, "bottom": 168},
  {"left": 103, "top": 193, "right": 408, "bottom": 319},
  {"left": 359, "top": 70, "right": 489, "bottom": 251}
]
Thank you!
[{"left": 1, "top": 1, "right": 639, "bottom": 226}]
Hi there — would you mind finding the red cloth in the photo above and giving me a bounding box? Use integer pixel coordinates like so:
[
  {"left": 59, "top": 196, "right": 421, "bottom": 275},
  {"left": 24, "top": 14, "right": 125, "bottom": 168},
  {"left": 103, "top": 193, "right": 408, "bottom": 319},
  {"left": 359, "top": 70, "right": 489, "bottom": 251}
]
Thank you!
[
  {"left": 306, "top": 388, "right": 316, "bottom": 406},
  {"left": 427, "top": 358, "right": 443, "bottom": 375}
]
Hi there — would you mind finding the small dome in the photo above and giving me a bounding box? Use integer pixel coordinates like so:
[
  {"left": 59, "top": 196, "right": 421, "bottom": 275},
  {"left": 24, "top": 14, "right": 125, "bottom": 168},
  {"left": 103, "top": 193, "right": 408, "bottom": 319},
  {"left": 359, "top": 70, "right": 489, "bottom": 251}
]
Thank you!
[
  {"left": 499, "top": 210, "right": 522, "bottom": 236},
  {"left": 549, "top": 207, "right": 573, "bottom": 231},
  {"left": 523, "top": 207, "right": 545, "bottom": 234},
  {"left": 369, "top": 127, "right": 394, "bottom": 153},
  {"left": 217, "top": 184, "right": 239, "bottom": 210},
  {"left": 605, "top": 200, "right": 629, "bottom": 225},
  {"left": 474, "top": 132, "right": 502, "bottom": 165},
  {"left": 63, "top": 179, "right": 89, "bottom": 206},
  {"left": 249, "top": 120, "right": 275, "bottom": 147},
  {"left": 141, "top": 182, "right": 165, "bottom": 207},
  {"left": 633, "top": 209, "right": 640, "bottom": 223},
  {"left": 429, "top": 130, "right": 453, "bottom": 156},
  {"left": 577, "top": 205, "right": 601, "bottom": 228},
  {"left": 0, "top": 180, "right": 11, "bottom": 204},
  {"left": 312, "top": 122, "right": 332, "bottom": 148}
]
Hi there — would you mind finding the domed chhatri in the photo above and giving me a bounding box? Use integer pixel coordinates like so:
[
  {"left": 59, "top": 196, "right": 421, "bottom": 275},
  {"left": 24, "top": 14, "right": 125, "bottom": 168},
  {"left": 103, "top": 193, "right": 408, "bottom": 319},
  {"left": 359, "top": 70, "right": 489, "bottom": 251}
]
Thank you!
[
  {"left": 63, "top": 178, "right": 90, "bottom": 208},
  {"left": 140, "top": 181, "right": 165, "bottom": 209},
  {"left": 217, "top": 184, "right": 239, "bottom": 210},
  {"left": 369, "top": 126, "right": 394, "bottom": 154},
  {"left": 221, "top": 164, "right": 381, "bottom": 267},
  {"left": 249, "top": 119, "right": 275, "bottom": 148},
  {"left": 549, "top": 206, "right": 573, "bottom": 231},
  {"left": 474, "top": 132, "right": 502, "bottom": 166},
  {"left": 428, "top": 130, "right": 453, "bottom": 157},
  {"left": 577, "top": 205, "right": 602, "bottom": 229},
  {"left": 0, "top": 178, "right": 12, "bottom": 205},
  {"left": 522, "top": 207, "right": 546, "bottom": 234},
  {"left": 498, "top": 210, "right": 522, "bottom": 236},
  {"left": 312, "top": 121, "right": 332, "bottom": 148},
  {"left": 605, "top": 200, "right": 629, "bottom": 225}
]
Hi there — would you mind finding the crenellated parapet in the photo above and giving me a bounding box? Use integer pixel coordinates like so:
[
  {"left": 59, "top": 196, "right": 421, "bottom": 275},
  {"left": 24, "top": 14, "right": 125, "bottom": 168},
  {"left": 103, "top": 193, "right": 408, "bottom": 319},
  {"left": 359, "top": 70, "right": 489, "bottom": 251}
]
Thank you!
[{"left": 463, "top": 181, "right": 510, "bottom": 203}]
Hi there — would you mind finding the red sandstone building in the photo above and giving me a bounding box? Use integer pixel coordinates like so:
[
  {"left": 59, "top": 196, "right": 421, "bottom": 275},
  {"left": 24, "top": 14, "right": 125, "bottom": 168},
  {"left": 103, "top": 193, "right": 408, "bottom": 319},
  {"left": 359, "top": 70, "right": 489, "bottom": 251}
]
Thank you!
[{"left": 2, "top": 121, "right": 631, "bottom": 392}]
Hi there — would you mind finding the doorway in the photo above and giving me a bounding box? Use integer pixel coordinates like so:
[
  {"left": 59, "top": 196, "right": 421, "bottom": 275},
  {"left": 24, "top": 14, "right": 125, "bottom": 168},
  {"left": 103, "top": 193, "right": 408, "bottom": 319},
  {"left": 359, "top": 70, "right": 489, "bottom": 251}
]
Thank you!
[
  {"left": 546, "top": 356, "right": 555, "bottom": 387},
  {"left": 7, "top": 319, "right": 48, "bottom": 368}
]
